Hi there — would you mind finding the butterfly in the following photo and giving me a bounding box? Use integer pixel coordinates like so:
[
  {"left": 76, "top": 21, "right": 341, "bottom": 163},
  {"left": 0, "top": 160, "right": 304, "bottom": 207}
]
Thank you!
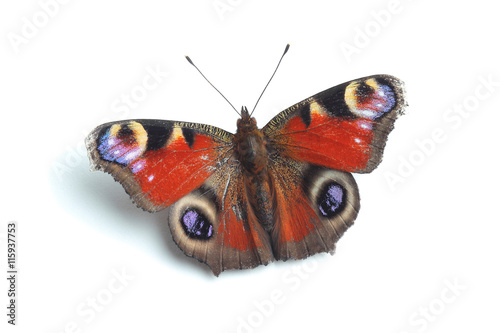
[{"left": 86, "top": 48, "right": 406, "bottom": 276}]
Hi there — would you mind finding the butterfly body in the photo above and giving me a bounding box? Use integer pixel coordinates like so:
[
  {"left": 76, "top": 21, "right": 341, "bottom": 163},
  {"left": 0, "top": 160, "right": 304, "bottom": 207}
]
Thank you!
[
  {"left": 235, "top": 106, "right": 268, "bottom": 174},
  {"left": 86, "top": 74, "right": 406, "bottom": 275}
]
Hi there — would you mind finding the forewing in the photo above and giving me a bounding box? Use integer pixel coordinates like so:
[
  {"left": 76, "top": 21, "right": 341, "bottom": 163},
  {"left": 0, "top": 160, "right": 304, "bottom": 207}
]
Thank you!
[
  {"left": 86, "top": 119, "right": 233, "bottom": 212},
  {"left": 263, "top": 75, "right": 406, "bottom": 173}
]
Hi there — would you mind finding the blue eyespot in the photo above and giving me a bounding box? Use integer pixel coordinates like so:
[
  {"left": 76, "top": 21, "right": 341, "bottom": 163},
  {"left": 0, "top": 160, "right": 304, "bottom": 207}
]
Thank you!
[
  {"left": 317, "top": 182, "right": 345, "bottom": 218},
  {"left": 97, "top": 122, "right": 147, "bottom": 166},
  {"left": 181, "top": 209, "right": 213, "bottom": 240},
  {"left": 346, "top": 78, "right": 397, "bottom": 120}
]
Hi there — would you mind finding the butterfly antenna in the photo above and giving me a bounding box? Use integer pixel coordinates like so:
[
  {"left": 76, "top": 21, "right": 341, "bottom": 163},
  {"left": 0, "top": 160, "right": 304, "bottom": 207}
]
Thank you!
[
  {"left": 185, "top": 55, "right": 240, "bottom": 116},
  {"left": 250, "top": 44, "right": 290, "bottom": 116}
]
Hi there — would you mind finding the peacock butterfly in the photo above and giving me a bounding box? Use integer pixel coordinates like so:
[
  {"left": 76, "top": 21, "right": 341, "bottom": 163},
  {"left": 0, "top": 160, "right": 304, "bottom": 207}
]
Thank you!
[{"left": 86, "top": 45, "right": 406, "bottom": 276}]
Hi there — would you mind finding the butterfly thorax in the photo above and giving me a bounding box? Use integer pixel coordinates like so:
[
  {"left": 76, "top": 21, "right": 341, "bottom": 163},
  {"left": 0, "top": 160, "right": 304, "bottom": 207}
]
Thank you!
[{"left": 234, "top": 106, "right": 268, "bottom": 175}]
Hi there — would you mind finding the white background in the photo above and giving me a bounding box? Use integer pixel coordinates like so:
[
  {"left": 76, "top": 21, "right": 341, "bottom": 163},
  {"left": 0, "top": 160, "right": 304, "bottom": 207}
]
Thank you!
[{"left": 1, "top": 1, "right": 499, "bottom": 332}]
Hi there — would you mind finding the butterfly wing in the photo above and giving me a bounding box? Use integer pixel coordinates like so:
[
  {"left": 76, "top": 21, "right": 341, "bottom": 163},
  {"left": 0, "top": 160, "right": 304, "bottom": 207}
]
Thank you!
[
  {"left": 86, "top": 119, "right": 273, "bottom": 275},
  {"left": 168, "top": 163, "right": 274, "bottom": 276},
  {"left": 263, "top": 74, "right": 406, "bottom": 173},
  {"left": 264, "top": 75, "right": 406, "bottom": 260},
  {"left": 268, "top": 158, "right": 360, "bottom": 260},
  {"left": 86, "top": 119, "right": 234, "bottom": 212}
]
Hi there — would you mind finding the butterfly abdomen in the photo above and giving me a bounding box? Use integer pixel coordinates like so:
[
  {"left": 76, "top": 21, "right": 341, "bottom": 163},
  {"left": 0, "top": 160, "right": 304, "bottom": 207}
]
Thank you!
[{"left": 244, "top": 171, "right": 275, "bottom": 232}]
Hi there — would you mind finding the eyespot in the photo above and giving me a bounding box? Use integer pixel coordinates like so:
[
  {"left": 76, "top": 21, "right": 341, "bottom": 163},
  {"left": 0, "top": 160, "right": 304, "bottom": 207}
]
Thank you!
[
  {"left": 345, "top": 78, "right": 396, "bottom": 119},
  {"left": 98, "top": 121, "right": 147, "bottom": 165},
  {"left": 317, "top": 182, "right": 346, "bottom": 218},
  {"left": 181, "top": 208, "right": 214, "bottom": 240}
]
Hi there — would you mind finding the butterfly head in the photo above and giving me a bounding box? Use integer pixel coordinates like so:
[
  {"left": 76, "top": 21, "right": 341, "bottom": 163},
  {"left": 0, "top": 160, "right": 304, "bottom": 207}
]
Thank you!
[{"left": 237, "top": 106, "right": 257, "bottom": 133}]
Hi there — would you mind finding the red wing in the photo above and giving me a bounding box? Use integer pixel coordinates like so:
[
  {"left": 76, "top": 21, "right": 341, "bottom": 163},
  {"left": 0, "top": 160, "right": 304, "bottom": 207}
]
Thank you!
[
  {"left": 263, "top": 75, "right": 406, "bottom": 173},
  {"left": 86, "top": 119, "right": 233, "bottom": 212}
]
